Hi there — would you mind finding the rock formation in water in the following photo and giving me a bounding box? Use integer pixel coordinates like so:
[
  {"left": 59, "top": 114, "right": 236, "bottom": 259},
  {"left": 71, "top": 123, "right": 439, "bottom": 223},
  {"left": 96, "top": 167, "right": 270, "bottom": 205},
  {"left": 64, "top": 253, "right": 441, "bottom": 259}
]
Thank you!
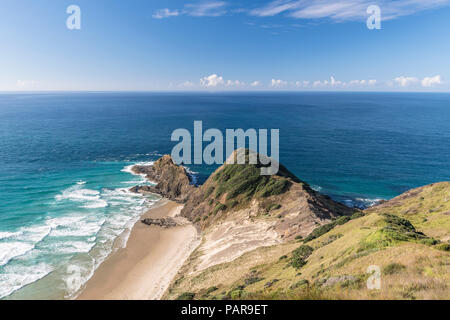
[{"left": 130, "top": 155, "right": 194, "bottom": 202}]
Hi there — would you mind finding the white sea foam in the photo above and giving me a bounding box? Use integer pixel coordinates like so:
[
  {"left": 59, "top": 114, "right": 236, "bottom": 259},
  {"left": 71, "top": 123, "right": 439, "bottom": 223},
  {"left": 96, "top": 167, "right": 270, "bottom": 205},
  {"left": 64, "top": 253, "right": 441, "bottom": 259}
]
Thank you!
[
  {"left": 184, "top": 166, "right": 199, "bottom": 175},
  {"left": 0, "top": 162, "right": 160, "bottom": 299},
  {"left": 0, "top": 263, "right": 54, "bottom": 299},
  {"left": 122, "top": 180, "right": 140, "bottom": 184},
  {"left": 0, "top": 242, "right": 36, "bottom": 267},
  {"left": 343, "top": 197, "right": 385, "bottom": 208},
  {"left": 121, "top": 161, "right": 154, "bottom": 175},
  {"left": 81, "top": 199, "right": 108, "bottom": 209},
  {"left": 355, "top": 197, "right": 384, "bottom": 207},
  {"left": 20, "top": 225, "right": 52, "bottom": 243},
  {"left": 56, "top": 187, "right": 100, "bottom": 202},
  {"left": 55, "top": 184, "right": 112, "bottom": 210},
  {"left": 0, "top": 231, "right": 22, "bottom": 240},
  {"left": 51, "top": 241, "right": 96, "bottom": 254},
  {"left": 49, "top": 217, "right": 105, "bottom": 238}
]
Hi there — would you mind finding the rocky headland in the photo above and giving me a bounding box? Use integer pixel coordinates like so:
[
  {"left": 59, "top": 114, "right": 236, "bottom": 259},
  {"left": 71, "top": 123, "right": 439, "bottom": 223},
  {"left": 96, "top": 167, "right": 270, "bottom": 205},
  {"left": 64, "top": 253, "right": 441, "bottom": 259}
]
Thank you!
[{"left": 128, "top": 150, "right": 449, "bottom": 300}]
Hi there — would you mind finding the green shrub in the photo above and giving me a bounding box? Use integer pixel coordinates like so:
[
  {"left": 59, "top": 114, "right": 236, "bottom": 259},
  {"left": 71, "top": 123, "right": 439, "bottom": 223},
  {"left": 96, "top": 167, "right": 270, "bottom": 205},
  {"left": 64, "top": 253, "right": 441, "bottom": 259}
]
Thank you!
[
  {"left": 206, "top": 286, "right": 219, "bottom": 295},
  {"left": 303, "top": 216, "right": 352, "bottom": 243},
  {"left": 304, "top": 223, "right": 336, "bottom": 243},
  {"left": 435, "top": 243, "right": 450, "bottom": 251},
  {"left": 245, "top": 276, "right": 264, "bottom": 286},
  {"left": 291, "top": 256, "right": 307, "bottom": 269},
  {"left": 290, "top": 279, "right": 309, "bottom": 290},
  {"left": 204, "top": 186, "right": 214, "bottom": 199},
  {"left": 212, "top": 158, "right": 292, "bottom": 203},
  {"left": 230, "top": 290, "right": 243, "bottom": 299},
  {"left": 228, "top": 199, "right": 239, "bottom": 208},
  {"left": 380, "top": 214, "right": 430, "bottom": 243},
  {"left": 176, "top": 292, "right": 195, "bottom": 300},
  {"left": 212, "top": 202, "right": 227, "bottom": 215},
  {"left": 350, "top": 212, "right": 365, "bottom": 220},
  {"left": 420, "top": 238, "right": 439, "bottom": 246},
  {"left": 258, "top": 178, "right": 290, "bottom": 197},
  {"left": 321, "top": 233, "right": 343, "bottom": 246},
  {"left": 358, "top": 214, "right": 436, "bottom": 252},
  {"left": 335, "top": 216, "right": 351, "bottom": 225},
  {"left": 383, "top": 263, "right": 406, "bottom": 275},
  {"left": 290, "top": 245, "right": 314, "bottom": 270},
  {"left": 267, "top": 203, "right": 282, "bottom": 211},
  {"left": 292, "top": 245, "right": 314, "bottom": 259}
]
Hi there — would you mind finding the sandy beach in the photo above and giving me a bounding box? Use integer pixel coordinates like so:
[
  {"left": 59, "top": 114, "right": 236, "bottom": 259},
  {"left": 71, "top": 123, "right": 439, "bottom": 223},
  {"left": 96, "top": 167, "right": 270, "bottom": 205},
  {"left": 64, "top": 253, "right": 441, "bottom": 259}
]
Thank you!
[{"left": 77, "top": 200, "right": 199, "bottom": 300}]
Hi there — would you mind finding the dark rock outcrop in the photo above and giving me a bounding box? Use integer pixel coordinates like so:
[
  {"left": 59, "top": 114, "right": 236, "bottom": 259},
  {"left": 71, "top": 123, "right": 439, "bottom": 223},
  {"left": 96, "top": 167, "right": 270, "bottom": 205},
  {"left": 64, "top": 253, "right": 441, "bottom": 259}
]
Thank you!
[
  {"left": 130, "top": 155, "right": 193, "bottom": 203},
  {"left": 141, "top": 217, "right": 178, "bottom": 228}
]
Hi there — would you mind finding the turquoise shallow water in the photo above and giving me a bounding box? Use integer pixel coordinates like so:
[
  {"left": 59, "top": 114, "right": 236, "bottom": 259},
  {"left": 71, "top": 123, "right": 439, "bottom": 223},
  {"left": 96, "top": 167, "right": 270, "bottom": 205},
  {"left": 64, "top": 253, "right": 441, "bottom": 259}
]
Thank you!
[
  {"left": 0, "top": 92, "right": 449, "bottom": 298},
  {"left": 0, "top": 160, "right": 160, "bottom": 299}
]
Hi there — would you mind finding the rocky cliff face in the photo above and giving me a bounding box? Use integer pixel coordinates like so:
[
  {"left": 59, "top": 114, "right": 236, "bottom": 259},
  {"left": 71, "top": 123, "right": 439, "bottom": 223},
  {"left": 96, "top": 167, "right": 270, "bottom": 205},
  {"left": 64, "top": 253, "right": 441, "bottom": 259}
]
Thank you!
[
  {"left": 130, "top": 155, "right": 194, "bottom": 203},
  {"left": 131, "top": 151, "right": 355, "bottom": 240},
  {"left": 130, "top": 151, "right": 357, "bottom": 283},
  {"left": 180, "top": 150, "right": 355, "bottom": 240}
]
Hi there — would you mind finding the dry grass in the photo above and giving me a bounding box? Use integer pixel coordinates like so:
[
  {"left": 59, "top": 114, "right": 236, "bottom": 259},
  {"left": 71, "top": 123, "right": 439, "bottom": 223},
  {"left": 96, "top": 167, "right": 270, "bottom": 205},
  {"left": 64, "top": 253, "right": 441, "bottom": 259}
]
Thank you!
[{"left": 163, "top": 182, "right": 450, "bottom": 300}]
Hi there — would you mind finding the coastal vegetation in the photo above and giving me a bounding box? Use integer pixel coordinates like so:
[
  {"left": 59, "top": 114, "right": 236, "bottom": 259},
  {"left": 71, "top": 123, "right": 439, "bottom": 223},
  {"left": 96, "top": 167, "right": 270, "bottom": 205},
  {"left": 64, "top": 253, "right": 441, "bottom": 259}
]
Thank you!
[
  {"left": 132, "top": 153, "right": 449, "bottom": 300},
  {"left": 164, "top": 180, "right": 450, "bottom": 300}
]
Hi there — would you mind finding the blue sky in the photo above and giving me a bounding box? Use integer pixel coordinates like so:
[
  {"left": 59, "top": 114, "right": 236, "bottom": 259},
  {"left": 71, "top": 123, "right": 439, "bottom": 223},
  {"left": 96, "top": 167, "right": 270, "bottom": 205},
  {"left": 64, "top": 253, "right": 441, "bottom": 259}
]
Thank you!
[{"left": 1, "top": 0, "right": 450, "bottom": 91}]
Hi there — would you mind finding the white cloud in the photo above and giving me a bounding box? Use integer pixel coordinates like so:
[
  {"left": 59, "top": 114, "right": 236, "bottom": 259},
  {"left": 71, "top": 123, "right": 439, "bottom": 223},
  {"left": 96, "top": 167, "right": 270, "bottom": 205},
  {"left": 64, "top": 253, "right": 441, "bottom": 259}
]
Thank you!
[
  {"left": 179, "top": 81, "right": 195, "bottom": 88},
  {"left": 226, "top": 79, "right": 244, "bottom": 86},
  {"left": 311, "top": 76, "right": 343, "bottom": 87},
  {"left": 153, "top": 1, "right": 228, "bottom": 19},
  {"left": 348, "top": 79, "right": 377, "bottom": 86},
  {"left": 153, "top": 1, "right": 450, "bottom": 23},
  {"left": 330, "top": 76, "right": 345, "bottom": 86},
  {"left": 186, "top": 1, "right": 228, "bottom": 17},
  {"left": 421, "top": 75, "right": 441, "bottom": 87},
  {"left": 179, "top": 75, "right": 444, "bottom": 91},
  {"left": 152, "top": 8, "right": 180, "bottom": 19},
  {"left": 313, "top": 80, "right": 328, "bottom": 87},
  {"left": 16, "top": 80, "right": 38, "bottom": 88},
  {"left": 394, "top": 76, "right": 419, "bottom": 87},
  {"left": 200, "top": 74, "right": 225, "bottom": 87},
  {"left": 271, "top": 79, "right": 287, "bottom": 87},
  {"left": 250, "top": 0, "right": 450, "bottom": 21},
  {"left": 251, "top": 0, "right": 299, "bottom": 17},
  {"left": 295, "top": 80, "right": 310, "bottom": 87}
]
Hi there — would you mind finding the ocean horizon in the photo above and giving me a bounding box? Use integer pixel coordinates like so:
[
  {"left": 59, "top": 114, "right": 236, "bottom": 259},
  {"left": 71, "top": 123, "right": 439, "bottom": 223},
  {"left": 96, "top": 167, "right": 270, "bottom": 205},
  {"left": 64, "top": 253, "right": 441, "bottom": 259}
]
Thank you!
[{"left": 1, "top": 92, "right": 449, "bottom": 299}]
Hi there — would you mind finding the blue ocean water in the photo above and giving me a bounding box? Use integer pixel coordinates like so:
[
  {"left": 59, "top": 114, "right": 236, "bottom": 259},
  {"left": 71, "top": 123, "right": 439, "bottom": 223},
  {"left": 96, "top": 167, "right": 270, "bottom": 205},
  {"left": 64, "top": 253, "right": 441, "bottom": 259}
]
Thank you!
[{"left": 0, "top": 92, "right": 449, "bottom": 299}]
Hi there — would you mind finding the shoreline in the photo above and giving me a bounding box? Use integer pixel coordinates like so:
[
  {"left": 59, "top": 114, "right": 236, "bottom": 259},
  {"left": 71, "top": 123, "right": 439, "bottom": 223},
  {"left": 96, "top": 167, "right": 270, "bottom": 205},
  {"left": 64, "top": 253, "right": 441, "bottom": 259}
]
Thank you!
[{"left": 76, "top": 199, "right": 199, "bottom": 300}]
